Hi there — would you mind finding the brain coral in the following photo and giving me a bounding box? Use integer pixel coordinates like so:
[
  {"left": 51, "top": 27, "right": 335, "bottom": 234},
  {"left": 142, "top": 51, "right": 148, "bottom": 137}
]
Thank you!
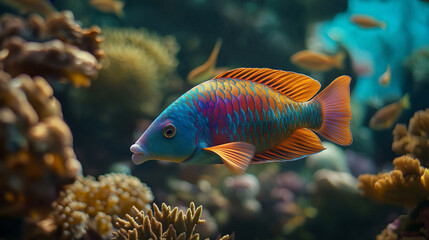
[
  {"left": 113, "top": 202, "right": 234, "bottom": 240},
  {"left": 393, "top": 108, "right": 429, "bottom": 167},
  {"left": 0, "top": 71, "right": 81, "bottom": 216},
  {"left": 52, "top": 173, "right": 153, "bottom": 239},
  {"left": 358, "top": 155, "right": 429, "bottom": 207}
]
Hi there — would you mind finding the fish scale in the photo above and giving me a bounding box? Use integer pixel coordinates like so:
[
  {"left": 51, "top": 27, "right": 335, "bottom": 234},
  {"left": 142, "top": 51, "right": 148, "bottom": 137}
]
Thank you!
[{"left": 181, "top": 78, "right": 322, "bottom": 154}]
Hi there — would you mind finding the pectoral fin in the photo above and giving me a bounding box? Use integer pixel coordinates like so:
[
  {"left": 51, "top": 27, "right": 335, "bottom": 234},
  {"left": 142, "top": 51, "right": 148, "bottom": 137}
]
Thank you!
[{"left": 204, "top": 142, "right": 255, "bottom": 175}]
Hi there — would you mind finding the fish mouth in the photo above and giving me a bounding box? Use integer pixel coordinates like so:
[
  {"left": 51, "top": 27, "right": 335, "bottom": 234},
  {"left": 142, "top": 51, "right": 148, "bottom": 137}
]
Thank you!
[{"left": 130, "top": 144, "right": 150, "bottom": 164}]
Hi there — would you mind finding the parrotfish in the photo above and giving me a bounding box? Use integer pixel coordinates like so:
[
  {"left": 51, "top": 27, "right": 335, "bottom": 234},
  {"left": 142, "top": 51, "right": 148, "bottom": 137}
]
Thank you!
[
  {"left": 131, "top": 68, "right": 352, "bottom": 174},
  {"left": 290, "top": 50, "right": 345, "bottom": 72},
  {"left": 369, "top": 94, "right": 410, "bottom": 130},
  {"left": 350, "top": 15, "right": 386, "bottom": 30},
  {"left": 187, "top": 39, "right": 223, "bottom": 85}
]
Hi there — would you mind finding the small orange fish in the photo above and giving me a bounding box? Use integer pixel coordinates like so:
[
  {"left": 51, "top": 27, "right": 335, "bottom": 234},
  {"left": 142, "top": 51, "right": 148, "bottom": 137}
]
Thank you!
[
  {"left": 187, "top": 39, "right": 222, "bottom": 85},
  {"left": 369, "top": 94, "right": 410, "bottom": 130},
  {"left": 90, "top": 0, "right": 124, "bottom": 17},
  {"left": 290, "top": 50, "right": 345, "bottom": 72},
  {"left": 378, "top": 64, "right": 391, "bottom": 87},
  {"left": 350, "top": 15, "right": 386, "bottom": 30}
]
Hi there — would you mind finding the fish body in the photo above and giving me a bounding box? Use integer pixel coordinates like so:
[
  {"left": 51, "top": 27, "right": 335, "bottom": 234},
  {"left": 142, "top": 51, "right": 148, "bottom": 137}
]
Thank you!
[
  {"left": 291, "top": 50, "right": 344, "bottom": 72},
  {"left": 369, "top": 94, "right": 410, "bottom": 130},
  {"left": 378, "top": 64, "right": 391, "bottom": 87},
  {"left": 90, "top": 0, "right": 124, "bottom": 17},
  {"left": 187, "top": 39, "right": 223, "bottom": 85},
  {"left": 131, "top": 68, "right": 352, "bottom": 174},
  {"left": 350, "top": 15, "right": 386, "bottom": 30}
]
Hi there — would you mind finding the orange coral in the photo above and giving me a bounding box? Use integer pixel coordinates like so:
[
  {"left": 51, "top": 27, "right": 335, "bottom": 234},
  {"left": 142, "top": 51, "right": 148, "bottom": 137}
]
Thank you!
[
  {"left": 113, "top": 202, "right": 234, "bottom": 240},
  {"left": 393, "top": 109, "right": 429, "bottom": 167},
  {"left": 52, "top": 173, "right": 153, "bottom": 239},
  {"left": 0, "top": 71, "right": 81, "bottom": 216},
  {"left": 358, "top": 155, "right": 429, "bottom": 206}
]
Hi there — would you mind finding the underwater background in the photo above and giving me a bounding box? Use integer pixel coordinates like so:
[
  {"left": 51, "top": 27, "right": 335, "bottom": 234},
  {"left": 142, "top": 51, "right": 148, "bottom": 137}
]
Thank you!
[{"left": 0, "top": 0, "right": 429, "bottom": 239}]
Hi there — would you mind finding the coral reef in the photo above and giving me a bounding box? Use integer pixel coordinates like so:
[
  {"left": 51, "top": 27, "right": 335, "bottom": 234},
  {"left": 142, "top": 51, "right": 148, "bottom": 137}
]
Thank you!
[
  {"left": 113, "top": 202, "right": 234, "bottom": 240},
  {"left": 223, "top": 174, "right": 261, "bottom": 218},
  {"left": 1, "top": 37, "right": 100, "bottom": 87},
  {"left": 52, "top": 173, "right": 154, "bottom": 239},
  {"left": 0, "top": 11, "right": 103, "bottom": 86},
  {"left": 98, "top": 27, "right": 180, "bottom": 116},
  {"left": 306, "top": 141, "right": 350, "bottom": 173},
  {"left": 392, "top": 109, "right": 429, "bottom": 167},
  {"left": 358, "top": 155, "right": 429, "bottom": 207},
  {"left": 376, "top": 200, "right": 429, "bottom": 240},
  {"left": 0, "top": 71, "right": 81, "bottom": 216},
  {"left": 404, "top": 46, "right": 429, "bottom": 84}
]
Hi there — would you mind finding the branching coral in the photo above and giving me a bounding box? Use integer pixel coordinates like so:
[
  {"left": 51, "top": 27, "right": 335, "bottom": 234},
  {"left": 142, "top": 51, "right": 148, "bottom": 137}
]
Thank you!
[
  {"left": 52, "top": 173, "right": 154, "bottom": 239},
  {"left": 358, "top": 155, "right": 429, "bottom": 207},
  {"left": 113, "top": 202, "right": 234, "bottom": 240},
  {"left": 0, "top": 11, "right": 103, "bottom": 87},
  {"left": 0, "top": 71, "right": 81, "bottom": 216},
  {"left": 393, "top": 109, "right": 429, "bottom": 167}
]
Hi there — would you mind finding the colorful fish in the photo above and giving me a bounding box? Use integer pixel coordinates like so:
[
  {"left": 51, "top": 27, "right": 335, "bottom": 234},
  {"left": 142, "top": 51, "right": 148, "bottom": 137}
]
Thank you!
[
  {"left": 350, "top": 14, "right": 386, "bottom": 30},
  {"left": 369, "top": 94, "right": 410, "bottom": 130},
  {"left": 131, "top": 68, "right": 352, "bottom": 174},
  {"left": 90, "top": 0, "right": 124, "bottom": 17},
  {"left": 378, "top": 64, "right": 391, "bottom": 87},
  {"left": 290, "top": 50, "right": 345, "bottom": 72},
  {"left": 187, "top": 39, "right": 223, "bottom": 85}
]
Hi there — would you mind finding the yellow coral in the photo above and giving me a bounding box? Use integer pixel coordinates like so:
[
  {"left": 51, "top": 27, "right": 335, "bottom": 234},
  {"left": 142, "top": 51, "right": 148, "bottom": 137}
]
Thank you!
[
  {"left": 113, "top": 202, "right": 234, "bottom": 240},
  {"left": 392, "top": 109, "right": 429, "bottom": 167},
  {"left": 0, "top": 71, "right": 81, "bottom": 216},
  {"left": 358, "top": 155, "right": 429, "bottom": 206},
  {"left": 52, "top": 173, "right": 153, "bottom": 239}
]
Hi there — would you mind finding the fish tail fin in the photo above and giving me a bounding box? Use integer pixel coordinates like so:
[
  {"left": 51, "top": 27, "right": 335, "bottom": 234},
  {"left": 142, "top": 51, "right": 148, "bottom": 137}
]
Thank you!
[
  {"left": 312, "top": 75, "right": 352, "bottom": 146},
  {"left": 334, "top": 51, "right": 345, "bottom": 70},
  {"left": 400, "top": 93, "right": 410, "bottom": 109}
]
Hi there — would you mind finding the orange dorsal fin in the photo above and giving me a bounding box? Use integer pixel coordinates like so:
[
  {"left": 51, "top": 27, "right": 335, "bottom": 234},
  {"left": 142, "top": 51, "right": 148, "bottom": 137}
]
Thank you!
[
  {"left": 213, "top": 68, "right": 321, "bottom": 102},
  {"left": 252, "top": 128, "right": 325, "bottom": 163},
  {"left": 204, "top": 142, "right": 255, "bottom": 175}
]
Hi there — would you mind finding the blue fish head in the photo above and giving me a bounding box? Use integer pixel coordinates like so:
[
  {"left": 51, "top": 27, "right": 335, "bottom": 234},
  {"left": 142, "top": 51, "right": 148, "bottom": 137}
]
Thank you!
[{"left": 130, "top": 109, "right": 198, "bottom": 164}]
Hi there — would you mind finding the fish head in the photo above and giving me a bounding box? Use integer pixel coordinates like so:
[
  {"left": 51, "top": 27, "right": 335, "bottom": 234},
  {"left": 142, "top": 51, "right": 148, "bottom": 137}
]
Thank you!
[{"left": 130, "top": 112, "right": 198, "bottom": 165}]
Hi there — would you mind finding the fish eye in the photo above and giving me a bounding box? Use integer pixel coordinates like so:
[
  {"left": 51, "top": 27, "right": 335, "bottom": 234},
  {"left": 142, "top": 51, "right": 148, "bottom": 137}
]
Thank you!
[{"left": 163, "top": 124, "right": 176, "bottom": 139}]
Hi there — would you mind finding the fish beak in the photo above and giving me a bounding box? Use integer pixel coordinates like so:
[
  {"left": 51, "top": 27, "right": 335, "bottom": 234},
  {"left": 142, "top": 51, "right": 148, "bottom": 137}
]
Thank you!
[{"left": 130, "top": 144, "right": 150, "bottom": 164}]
